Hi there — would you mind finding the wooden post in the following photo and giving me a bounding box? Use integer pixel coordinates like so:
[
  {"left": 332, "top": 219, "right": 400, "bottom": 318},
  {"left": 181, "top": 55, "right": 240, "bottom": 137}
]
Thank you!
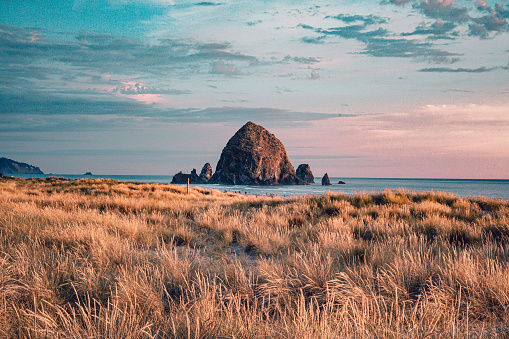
[{"left": 187, "top": 177, "right": 189, "bottom": 194}]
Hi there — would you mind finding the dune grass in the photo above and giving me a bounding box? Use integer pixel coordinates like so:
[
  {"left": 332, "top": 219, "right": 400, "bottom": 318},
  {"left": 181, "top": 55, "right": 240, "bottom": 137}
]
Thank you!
[{"left": 0, "top": 176, "right": 508, "bottom": 338}]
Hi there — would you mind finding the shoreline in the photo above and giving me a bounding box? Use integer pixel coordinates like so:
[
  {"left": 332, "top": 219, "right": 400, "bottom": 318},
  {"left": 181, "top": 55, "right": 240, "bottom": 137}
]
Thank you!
[{"left": 2, "top": 175, "right": 508, "bottom": 201}]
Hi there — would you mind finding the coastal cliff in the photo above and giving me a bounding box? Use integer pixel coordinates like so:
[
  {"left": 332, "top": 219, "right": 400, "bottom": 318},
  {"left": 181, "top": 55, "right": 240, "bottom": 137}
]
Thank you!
[{"left": 0, "top": 157, "right": 44, "bottom": 175}]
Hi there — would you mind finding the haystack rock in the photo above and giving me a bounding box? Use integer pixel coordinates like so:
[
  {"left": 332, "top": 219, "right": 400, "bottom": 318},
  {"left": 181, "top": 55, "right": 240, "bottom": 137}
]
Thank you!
[
  {"left": 199, "top": 163, "right": 213, "bottom": 181},
  {"left": 296, "top": 164, "right": 314, "bottom": 184},
  {"left": 209, "top": 121, "right": 302, "bottom": 185},
  {"left": 322, "top": 173, "right": 331, "bottom": 186}
]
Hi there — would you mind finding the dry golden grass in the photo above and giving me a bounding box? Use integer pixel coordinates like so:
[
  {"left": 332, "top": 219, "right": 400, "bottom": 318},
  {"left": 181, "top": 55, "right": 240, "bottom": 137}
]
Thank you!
[{"left": 0, "top": 176, "right": 508, "bottom": 338}]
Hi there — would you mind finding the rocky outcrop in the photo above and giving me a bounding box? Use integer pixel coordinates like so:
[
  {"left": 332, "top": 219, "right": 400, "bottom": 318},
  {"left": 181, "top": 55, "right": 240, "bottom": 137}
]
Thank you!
[
  {"left": 322, "top": 173, "right": 331, "bottom": 186},
  {"left": 199, "top": 163, "right": 213, "bottom": 181},
  {"left": 171, "top": 171, "right": 189, "bottom": 184},
  {"left": 0, "top": 157, "right": 44, "bottom": 175},
  {"left": 172, "top": 163, "right": 213, "bottom": 184},
  {"left": 209, "top": 121, "right": 302, "bottom": 185},
  {"left": 171, "top": 169, "right": 200, "bottom": 184},
  {"left": 338, "top": 180, "right": 346, "bottom": 185},
  {"left": 296, "top": 164, "right": 314, "bottom": 184}
]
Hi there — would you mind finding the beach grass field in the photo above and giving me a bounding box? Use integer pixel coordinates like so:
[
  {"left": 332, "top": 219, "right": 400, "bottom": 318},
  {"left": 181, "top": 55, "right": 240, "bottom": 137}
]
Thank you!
[{"left": 1, "top": 176, "right": 508, "bottom": 338}]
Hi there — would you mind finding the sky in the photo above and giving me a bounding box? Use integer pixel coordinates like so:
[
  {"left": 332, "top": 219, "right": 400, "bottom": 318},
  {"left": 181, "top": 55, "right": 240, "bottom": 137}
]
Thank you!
[{"left": 0, "top": 0, "right": 508, "bottom": 179}]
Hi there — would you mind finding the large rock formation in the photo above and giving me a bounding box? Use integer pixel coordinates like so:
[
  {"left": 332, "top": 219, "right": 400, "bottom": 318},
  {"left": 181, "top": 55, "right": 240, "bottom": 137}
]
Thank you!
[
  {"left": 296, "top": 164, "right": 314, "bottom": 184},
  {"left": 322, "top": 173, "right": 331, "bottom": 186},
  {"left": 209, "top": 121, "right": 302, "bottom": 185},
  {"left": 199, "top": 163, "right": 213, "bottom": 181},
  {"left": 0, "top": 157, "right": 44, "bottom": 175}
]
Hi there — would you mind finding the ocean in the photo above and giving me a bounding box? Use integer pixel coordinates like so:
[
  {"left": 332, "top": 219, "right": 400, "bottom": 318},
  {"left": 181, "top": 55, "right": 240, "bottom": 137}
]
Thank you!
[{"left": 7, "top": 174, "right": 509, "bottom": 200}]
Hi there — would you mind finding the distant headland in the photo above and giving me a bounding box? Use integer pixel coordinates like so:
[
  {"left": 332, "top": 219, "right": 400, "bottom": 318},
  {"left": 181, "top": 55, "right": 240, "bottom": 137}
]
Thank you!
[{"left": 0, "top": 157, "right": 44, "bottom": 175}]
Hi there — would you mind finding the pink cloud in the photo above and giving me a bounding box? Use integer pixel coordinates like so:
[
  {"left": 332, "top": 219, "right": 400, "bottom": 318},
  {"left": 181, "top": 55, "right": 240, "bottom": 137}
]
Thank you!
[
  {"left": 476, "top": 0, "right": 489, "bottom": 10},
  {"left": 210, "top": 61, "right": 240, "bottom": 76},
  {"left": 424, "top": 0, "right": 458, "bottom": 8},
  {"left": 29, "top": 32, "right": 42, "bottom": 42}
]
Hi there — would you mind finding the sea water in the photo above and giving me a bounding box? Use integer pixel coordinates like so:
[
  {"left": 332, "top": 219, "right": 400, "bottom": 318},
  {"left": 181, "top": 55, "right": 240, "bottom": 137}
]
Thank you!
[{"left": 8, "top": 174, "right": 509, "bottom": 200}]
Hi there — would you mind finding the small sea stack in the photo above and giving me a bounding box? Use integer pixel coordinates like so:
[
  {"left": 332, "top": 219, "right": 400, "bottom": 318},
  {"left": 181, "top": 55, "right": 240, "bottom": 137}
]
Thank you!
[
  {"left": 296, "top": 164, "right": 314, "bottom": 184},
  {"left": 322, "top": 173, "right": 331, "bottom": 186},
  {"left": 199, "top": 163, "right": 213, "bottom": 181}
]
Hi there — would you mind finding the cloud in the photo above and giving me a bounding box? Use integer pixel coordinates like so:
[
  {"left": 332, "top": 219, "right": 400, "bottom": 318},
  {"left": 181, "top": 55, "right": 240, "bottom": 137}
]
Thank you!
[
  {"left": 113, "top": 82, "right": 190, "bottom": 95},
  {"left": 475, "top": 0, "right": 490, "bottom": 11},
  {"left": 169, "top": 2, "right": 223, "bottom": 10},
  {"left": 275, "top": 86, "right": 293, "bottom": 94},
  {"left": 313, "top": 13, "right": 389, "bottom": 41},
  {"left": 333, "top": 103, "right": 509, "bottom": 161},
  {"left": 301, "top": 35, "right": 327, "bottom": 44},
  {"left": 0, "top": 24, "right": 260, "bottom": 85},
  {"left": 402, "top": 19, "right": 458, "bottom": 37},
  {"left": 305, "top": 30, "right": 461, "bottom": 63},
  {"left": 299, "top": 12, "right": 460, "bottom": 63},
  {"left": 389, "top": 0, "right": 469, "bottom": 21},
  {"left": 195, "top": 2, "right": 223, "bottom": 6},
  {"left": 377, "top": 103, "right": 509, "bottom": 135},
  {"left": 246, "top": 20, "right": 263, "bottom": 26},
  {"left": 71, "top": 35, "right": 256, "bottom": 71},
  {"left": 496, "top": 3, "right": 509, "bottom": 18},
  {"left": 415, "top": 0, "right": 470, "bottom": 23},
  {"left": 419, "top": 66, "right": 494, "bottom": 72},
  {"left": 282, "top": 55, "right": 320, "bottom": 64},
  {"left": 299, "top": 1, "right": 507, "bottom": 64},
  {"left": 443, "top": 89, "right": 474, "bottom": 93},
  {"left": 0, "top": 88, "right": 340, "bottom": 133},
  {"left": 469, "top": 12, "right": 508, "bottom": 38},
  {"left": 319, "top": 26, "right": 388, "bottom": 40},
  {"left": 298, "top": 24, "right": 315, "bottom": 30},
  {"left": 386, "top": 0, "right": 414, "bottom": 5},
  {"left": 209, "top": 61, "right": 240, "bottom": 76},
  {"left": 0, "top": 90, "right": 150, "bottom": 118},
  {"left": 167, "top": 107, "right": 341, "bottom": 125},
  {"left": 475, "top": 1, "right": 509, "bottom": 18},
  {"left": 362, "top": 38, "right": 460, "bottom": 63},
  {"left": 386, "top": 0, "right": 509, "bottom": 37},
  {"left": 326, "top": 14, "right": 387, "bottom": 25}
]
